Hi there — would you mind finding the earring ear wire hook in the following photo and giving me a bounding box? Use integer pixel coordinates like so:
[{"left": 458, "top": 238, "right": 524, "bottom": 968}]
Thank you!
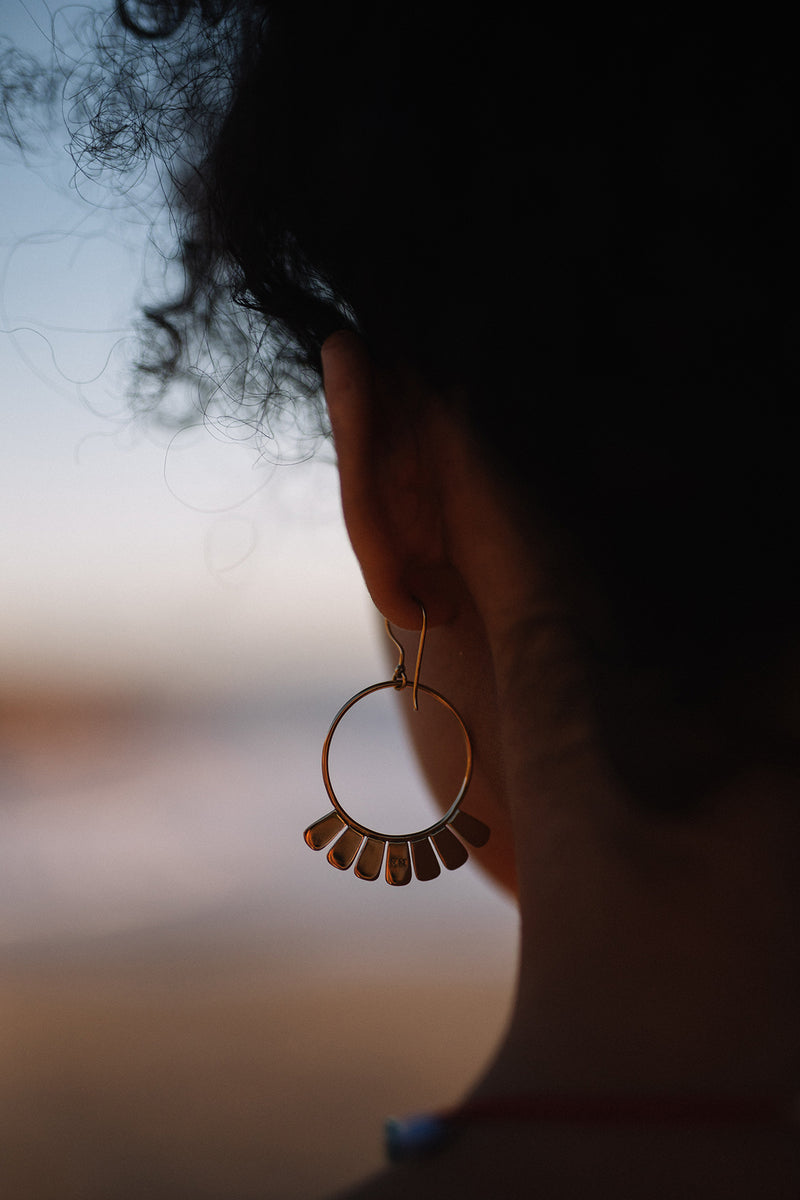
[
  {"left": 412, "top": 602, "right": 427, "bottom": 711},
  {"left": 386, "top": 602, "right": 427, "bottom": 711}
]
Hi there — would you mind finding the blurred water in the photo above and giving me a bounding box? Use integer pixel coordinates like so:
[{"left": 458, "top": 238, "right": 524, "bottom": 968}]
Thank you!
[{"left": 0, "top": 692, "right": 517, "bottom": 972}]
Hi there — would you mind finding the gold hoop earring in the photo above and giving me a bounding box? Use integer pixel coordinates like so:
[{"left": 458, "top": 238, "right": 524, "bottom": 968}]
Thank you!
[{"left": 303, "top": 603, "right": 490, "bottom": 885}]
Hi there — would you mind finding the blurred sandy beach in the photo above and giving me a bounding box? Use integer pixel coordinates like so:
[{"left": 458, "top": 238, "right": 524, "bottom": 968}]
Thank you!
[{"left": 0, "top": 690, "right": 517, "bottom": 1199}]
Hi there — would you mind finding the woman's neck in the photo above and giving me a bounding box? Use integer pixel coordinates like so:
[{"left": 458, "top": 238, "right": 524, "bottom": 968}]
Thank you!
[{"left": 488, "top": 749, "right": 800, "bottom": 1101}]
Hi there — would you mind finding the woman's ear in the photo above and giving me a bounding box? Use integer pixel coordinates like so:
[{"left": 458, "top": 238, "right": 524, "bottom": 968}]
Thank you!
[{"left": 321, "top": 330, "right": 459, "bottom": 629}]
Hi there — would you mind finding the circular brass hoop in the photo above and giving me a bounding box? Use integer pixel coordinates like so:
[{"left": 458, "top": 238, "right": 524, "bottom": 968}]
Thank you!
[{"left": 321, "top": 680, "right": 473, "bottom": 842}]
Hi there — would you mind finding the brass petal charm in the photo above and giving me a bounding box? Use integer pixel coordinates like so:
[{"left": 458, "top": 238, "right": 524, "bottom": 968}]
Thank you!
[
  {"left": 386, "top": 843, "right": 413, "bottom": 886},
  {"left": 304, "top": 811, "right": 346, "bottom": 851},
  {"left": 450, "top": 809, "right": 490, "bottom": 848},
  {"left": 355, "top": 838, "right": 385, "bottom": 881},
  {"left": 432, "top": 826, "right": 469, "bottom": 871},
  {"left": 327, "top": 826, "right": 364, "bottom": 870},
  {"left": 410, "top": 838, "right": 441, "bottom": 882}
]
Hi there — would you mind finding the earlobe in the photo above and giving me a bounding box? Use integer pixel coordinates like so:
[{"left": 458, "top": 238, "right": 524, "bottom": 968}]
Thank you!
[{"left": 321, "top": 330, "right": 459, "bottom": 629}]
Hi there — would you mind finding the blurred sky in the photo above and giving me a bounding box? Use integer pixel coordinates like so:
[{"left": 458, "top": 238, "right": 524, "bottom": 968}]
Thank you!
[{"left": 1, "top": 0, "right": 378, "bottom": 701}]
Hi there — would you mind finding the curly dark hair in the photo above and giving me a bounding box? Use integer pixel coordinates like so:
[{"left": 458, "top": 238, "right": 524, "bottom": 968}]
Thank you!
[{"left": 6, "top": 5, "right": 799, "bottom": 786}]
